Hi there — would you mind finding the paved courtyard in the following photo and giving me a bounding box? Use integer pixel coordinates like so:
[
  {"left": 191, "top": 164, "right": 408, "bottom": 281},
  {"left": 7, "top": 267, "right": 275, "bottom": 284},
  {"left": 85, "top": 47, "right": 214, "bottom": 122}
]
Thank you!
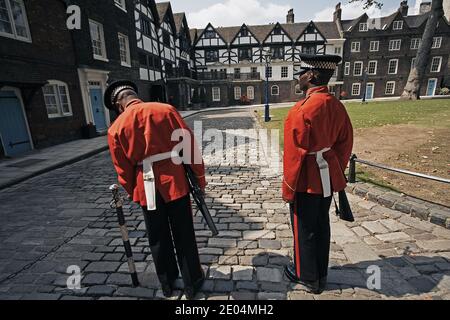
[{"left": 0, "top": 109, "right": 449, "bottom": 300}]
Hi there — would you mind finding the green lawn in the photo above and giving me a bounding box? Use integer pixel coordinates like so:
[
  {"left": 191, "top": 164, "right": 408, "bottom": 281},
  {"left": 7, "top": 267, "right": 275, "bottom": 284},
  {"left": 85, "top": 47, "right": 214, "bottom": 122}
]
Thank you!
[{"left": 257, "top": 98, "right": 450, "bottom": 148}]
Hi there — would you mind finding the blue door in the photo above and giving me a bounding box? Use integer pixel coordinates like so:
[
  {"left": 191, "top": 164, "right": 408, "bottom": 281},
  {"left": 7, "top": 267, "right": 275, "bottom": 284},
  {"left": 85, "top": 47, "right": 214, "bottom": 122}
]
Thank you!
[
  {"left": 365, "top": 83, "right": 374, "bottom": 100},
  {"left": 0, "top": 90, "right": 32, "bottom": 157},
  {"left": 89, "top": 88, "right": 107, "bottom": 131},
  {"left": 426, "top": 79, "right": 437, "bottom": 96}
]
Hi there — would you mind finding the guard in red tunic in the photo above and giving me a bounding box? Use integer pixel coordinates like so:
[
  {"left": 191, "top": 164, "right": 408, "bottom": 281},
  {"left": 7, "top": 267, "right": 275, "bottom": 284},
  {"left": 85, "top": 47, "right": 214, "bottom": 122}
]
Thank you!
[
  {"left": 104, "top": 80, "right": 206, "bottom": 299},
  {"left": 283, "top": 55, "right": 354, "bottom": 294}
]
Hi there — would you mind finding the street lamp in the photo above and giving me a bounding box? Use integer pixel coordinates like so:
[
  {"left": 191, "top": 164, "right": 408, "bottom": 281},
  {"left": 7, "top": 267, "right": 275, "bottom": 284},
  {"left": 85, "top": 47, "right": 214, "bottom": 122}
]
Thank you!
[
  {"left": 362, "top": 66, "right": 368, "bottom": 104},
  {"left": 264, "top": 53, "right": 272, "bottom": 122}
]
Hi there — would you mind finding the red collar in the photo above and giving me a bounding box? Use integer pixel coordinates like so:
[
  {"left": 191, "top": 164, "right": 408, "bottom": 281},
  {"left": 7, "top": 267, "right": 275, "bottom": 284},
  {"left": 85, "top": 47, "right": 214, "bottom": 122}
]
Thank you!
[
  {"left": 125, "top": 99, "right": 143, "bottom": 109},
  {"left": 306, "top": 86, "right": 329, "bottom": 97}
]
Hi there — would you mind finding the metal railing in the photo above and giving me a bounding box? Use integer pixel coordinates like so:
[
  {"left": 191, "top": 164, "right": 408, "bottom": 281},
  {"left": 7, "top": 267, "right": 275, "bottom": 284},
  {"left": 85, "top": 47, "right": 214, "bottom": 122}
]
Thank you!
[
  {"left": 348, "top": 154, "right": 450, "bottom": 185},
  {"left": 197, "top": 72, "right": 261, "bottom": 81}
]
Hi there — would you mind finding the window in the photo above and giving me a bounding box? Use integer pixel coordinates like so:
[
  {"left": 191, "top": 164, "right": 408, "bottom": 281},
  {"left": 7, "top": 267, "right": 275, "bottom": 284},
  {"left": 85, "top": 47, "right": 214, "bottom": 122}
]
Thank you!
[
  {"left": 42, "top": 81, "right": 72, "bottom": 118},
  {"left": 0, "top": 0, "right": 31, "bottom": 41},
  {"left": 295, "top": 85, "right": 302, "bottom": 95},
  {"left": 205, "top": 50, "right": 219, "bottom": 62},
  {"left": 271, "top": 46, "right": 284, "bottom": 59},
  {"left": 367, "top": 61, "right": 377, "bottom": 75},
  {"left": 118, "top": 33, "right": 131, "bottom": 67},
  {"left": 359, "top": 23, "right": 368, "bottom": 32},
  {"left": 273, "top": 25, "right": 282, "bottom": 35},
  {"left": 89, "top": 20, "right": 107, "bottom": 60},
  {"left": 389, "top": 39, "right": 401, "bottom": 51},
  {"left": 240, "top": 28, "right": 248, "bottom": 37},
  {"left": 351, "top": 42, "right": 360, "bottom": 53},
  {"left": 302, "top": 45, "right": 316, "bottom": 54},
  {"left": 411, "top": 57, "right": 416, "bottom": 70},
  {"left": 393, "top": 21, "right": 403, "bottom": 30},
  {"left": 271, "top": 85, "right": 279, "bottom": 96},
  {"left": 385, "top": 81, "right": 396, "bottom": 95},
  {"left": 234, "top": 68, "right": 241, "bottom": 79},
  {"left": 281, "top": 66, "right": 289, "bottom": 78},
  {"left": 332, "top": 66, "right": 338, "bottom": 78},
  {"left": 114, "top": 0, "right": 126, "bottom": 11},
  {"left": 351, "top": 83, "right": 361, "bottom": 96},
  {"left": 238, "top": 48, "right": 252, "bottom": 61},
  {"left": 247, "top": 86, "right": 254, "bottom": 100},
  {"left": 204, "top": 30, "right": 216, "bottom": 38},
  {"left": 141, "top": 17, "right": 151, "bottom": 36},
  {"left": 410, "top": 38, "right": 421, "bottom": 49},
  {"left": 369, "top": 41, "right": 379, "bottom": 52},
  {"left": 431, "top": 56, "right": 442, "bottom": 72},
  {"left": 432, "top": 37, "right": 442, "bottom": 49},
  {"left": 344, "top": 62, "right": 350, "bottom": 76},
  {"left": 388, "top": 59, "right": 398, "bottom": 74},
  {"left": 334, "top": 47, "right": 341, "bottom": 55},
  {"left": 354, "top": 61, "right": 363, "bottom": 76},
  {"left": 251, "top": 67, "right": 258, "bottom": 76},
  {"left": 266, "top": 66, "right": 272, "bottom": 78},
  {"left": 212, "top": 87, "right": 220, "bottom": 101},
  {"left": 234, "top": 87, "right": 241, "bottom": 100},
  {"left": 328, "top": 85, "right": 336, "bottom": 95}
]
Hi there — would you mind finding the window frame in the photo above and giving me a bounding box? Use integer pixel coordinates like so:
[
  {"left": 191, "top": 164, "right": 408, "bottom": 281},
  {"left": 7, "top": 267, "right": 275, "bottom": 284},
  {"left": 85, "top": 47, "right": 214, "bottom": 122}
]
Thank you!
[
  {"left": 432, "top": 37, "right": 442, "bottom": 49},
  {"left": 89, "top": 19, "right": 108, "bottom": 61},
  {"left": 410, "top": 38, "right": 421, "bottom": 50},
  {"left": 388, "top": 59, "right": 399, "bottom": 75},
  {"left": 369, "top": 41, "right": 379, "bottom": 52},
  {"left": 393, "top": 20, "right": 403, "bottom": 30},
  {"left": 281, "top": 66, "right": 289, "bottom": 78},
  {"left": 247, "top": 86, "right": 254, "bottom": 100},
  {"left": 42, "top": 80, "right": 73, "bottom": 118},
  {"left": 118, "top": 33, "right": 131, "bottom": 67},
  {"left": 344, "top": 62, "right": 350, "bottom": 76},
  {"left": 351, "top": 41, "right": 360, "bottom": 53},
  {"left": 0, "top": 0, "right": 32, "bottom": 42},
  {"left": 353, "top": 61, "right": 363, "bottom": 76},
  {"left": 234, "top": 86, "right": 241, "bottom": 100},
  {"left": 367, "top": 60, "right": 377, "bottom": 75},
  {"left": 205, "top": 49, "right": 219, "bottom": 63},
  {"left": 266, "top": 66, "right": 272, "bottom": 78},
  {"left": 385, "top": 81, "right": 396, "bottom": 95},
  {"left": 212, "top": 87, "right": 221, "bottom": 101},
  {"left": 430, "top": 56, "right": 442, "bottom": 73},
  {"left": 114, "top": 0, "right": 127, "bottom": 12},
  {"left": 271, "top": 85, "right": 279, "bottom": 96},
  {"left": 359, "top": 23, "right": 368, "bottom": 32},
  {"left": 389, "top": 39, "right": 402, "bottom": 51},
  {"left": 351, "top": 83, "right": 361, "bottom": 96}
]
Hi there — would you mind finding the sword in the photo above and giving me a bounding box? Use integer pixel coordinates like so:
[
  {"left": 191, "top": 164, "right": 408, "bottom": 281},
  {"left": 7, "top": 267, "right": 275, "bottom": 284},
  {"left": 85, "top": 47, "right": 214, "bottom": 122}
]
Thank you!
[{"left": 109, "top": 184, "right": 139, "bottom": 287}]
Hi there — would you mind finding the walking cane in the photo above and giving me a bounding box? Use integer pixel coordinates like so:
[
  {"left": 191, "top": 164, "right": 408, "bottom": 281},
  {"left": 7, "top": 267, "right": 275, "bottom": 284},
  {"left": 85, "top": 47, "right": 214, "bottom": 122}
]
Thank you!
[{"left": 109, "top": 184, "right": 139, "bottom": 287}]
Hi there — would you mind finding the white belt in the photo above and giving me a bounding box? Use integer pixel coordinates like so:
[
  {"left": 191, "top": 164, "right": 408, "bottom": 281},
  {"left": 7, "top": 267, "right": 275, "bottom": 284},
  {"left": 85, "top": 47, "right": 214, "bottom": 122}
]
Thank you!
[
  {"left": 141, "top": 151, "right": 180, "bottom": 210},
  {"left": 307, "top": 147, "right": 332, "bottom": 198}
]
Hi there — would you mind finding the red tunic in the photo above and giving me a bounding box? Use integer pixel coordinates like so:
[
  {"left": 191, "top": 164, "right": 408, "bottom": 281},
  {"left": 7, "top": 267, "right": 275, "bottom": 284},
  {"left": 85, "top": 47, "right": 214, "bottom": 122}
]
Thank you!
[
  {"left": 282, "top": 86, "right": 354, "bottom": 202},
  {"left": 108, "top": 99, "right": 206, "bottom": 206}
]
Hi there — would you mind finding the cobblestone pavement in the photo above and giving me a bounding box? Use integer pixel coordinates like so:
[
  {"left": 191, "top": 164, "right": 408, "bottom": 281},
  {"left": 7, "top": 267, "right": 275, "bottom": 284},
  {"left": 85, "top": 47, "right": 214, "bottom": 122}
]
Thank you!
[{"left": 0, "top": 109, "right": 449, "bottom": 300}]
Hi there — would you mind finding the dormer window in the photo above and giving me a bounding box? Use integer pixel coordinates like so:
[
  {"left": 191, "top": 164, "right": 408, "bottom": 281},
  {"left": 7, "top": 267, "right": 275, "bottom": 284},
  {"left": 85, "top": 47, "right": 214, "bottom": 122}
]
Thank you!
[
  {"left": 359, "top": 23, "right": 368, "bottom": 32},
  {"left": 204, "top": 30, "right": 216, "bottom": 39},
  {"left": 393, "top": 21, "right": 403, "bottom": 30}
]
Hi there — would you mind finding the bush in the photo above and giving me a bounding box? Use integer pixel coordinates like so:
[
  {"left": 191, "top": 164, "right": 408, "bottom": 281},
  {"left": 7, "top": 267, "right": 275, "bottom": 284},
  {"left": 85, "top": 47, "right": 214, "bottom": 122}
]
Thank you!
[{"left": 438, "top": 87, "right": 450, "bottom": 96}]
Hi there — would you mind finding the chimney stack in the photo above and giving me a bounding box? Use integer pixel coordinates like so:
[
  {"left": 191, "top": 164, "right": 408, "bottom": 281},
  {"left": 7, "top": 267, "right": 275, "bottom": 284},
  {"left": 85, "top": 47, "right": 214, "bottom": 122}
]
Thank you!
[
  {"left": 400, "top": 1, "right": 409, "bottom": 16},
  {"left": 333, "top": 3, "right": 342, "bottom": 22},
  {"left": 287, "top": 9, "right": 294, "bottom": 24},
  {"left": 419, "top": 2, "right": 432, "bottom": 14}
]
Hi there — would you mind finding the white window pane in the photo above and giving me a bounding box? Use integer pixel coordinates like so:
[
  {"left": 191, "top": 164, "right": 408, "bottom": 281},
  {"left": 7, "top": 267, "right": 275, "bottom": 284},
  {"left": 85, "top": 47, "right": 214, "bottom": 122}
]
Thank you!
[
  {"left": 10, "top": 0, "right": 27, "bottom": 37},
  {"left": 0, "top": 0, "right": 12, "bottom": 35}
]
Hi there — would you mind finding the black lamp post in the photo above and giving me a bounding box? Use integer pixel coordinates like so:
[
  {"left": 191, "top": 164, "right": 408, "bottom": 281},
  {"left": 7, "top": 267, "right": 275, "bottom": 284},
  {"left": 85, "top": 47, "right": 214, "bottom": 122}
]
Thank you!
[
  {"left": 362, "top": 67, "right": 368, "bottom": 103},
  {"left": 264, "top": 53, "right": 272, "bottom": 122}
]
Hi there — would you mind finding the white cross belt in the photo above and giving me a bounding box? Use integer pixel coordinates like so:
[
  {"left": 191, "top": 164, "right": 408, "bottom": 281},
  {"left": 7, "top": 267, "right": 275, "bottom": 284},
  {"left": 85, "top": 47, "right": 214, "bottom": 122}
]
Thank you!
[
  {"left": 140, "top": 151, "right": 180, "bottom": 211},
  {"left": 307, "top": 147, "right": 332, "bottom": 198}
]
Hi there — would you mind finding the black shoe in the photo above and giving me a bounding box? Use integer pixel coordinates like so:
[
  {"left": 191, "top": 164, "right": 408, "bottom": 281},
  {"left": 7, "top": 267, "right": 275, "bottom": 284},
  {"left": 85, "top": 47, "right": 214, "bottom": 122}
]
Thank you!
[
  {"left": 185, "top": 270, "right": 205, "bottom": 300},
  {"left": 284, "top": 264, "right": 320, "bottom": 294},
  {"left": 161, "top": 283, "right": 173, "bottom": 298},
  {"left": 318, "top": 276, "right": 327, "bottom": 293}
]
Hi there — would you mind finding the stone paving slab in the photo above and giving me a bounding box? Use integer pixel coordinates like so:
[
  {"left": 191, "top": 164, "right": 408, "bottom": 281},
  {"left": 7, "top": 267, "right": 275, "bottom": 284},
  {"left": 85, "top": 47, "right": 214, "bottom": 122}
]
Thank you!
[{"left": 0, "top": 109, "right": 449, "bottom": 300}]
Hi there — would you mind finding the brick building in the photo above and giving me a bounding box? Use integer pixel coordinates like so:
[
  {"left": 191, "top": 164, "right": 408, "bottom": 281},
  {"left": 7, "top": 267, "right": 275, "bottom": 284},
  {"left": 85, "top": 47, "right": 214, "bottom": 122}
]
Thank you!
[
  {"left": 0, "top": 0, "right": 84, "bottom": 157},
  {"left": 338, "top": 1, "right": 450, "bottom": 99}
]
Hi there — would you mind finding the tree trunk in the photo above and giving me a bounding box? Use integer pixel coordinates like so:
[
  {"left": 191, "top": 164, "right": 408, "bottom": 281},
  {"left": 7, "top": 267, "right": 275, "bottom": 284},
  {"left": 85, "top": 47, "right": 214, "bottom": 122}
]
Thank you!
[{"left": 400, "top": 0, "right": 444, "bottom": 100}]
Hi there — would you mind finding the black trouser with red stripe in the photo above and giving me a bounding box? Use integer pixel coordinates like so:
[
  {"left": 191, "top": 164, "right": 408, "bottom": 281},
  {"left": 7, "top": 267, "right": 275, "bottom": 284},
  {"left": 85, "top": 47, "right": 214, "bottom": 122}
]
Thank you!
[
  {"left": 142, "top": 192, "right": 203, "bottom": 289},
  {"left": 291, "top": 192, "right": 332, "bottom": 282}
]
